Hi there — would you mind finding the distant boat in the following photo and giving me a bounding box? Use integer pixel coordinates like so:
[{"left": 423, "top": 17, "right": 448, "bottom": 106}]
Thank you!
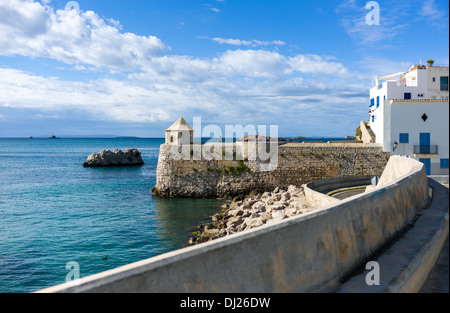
[{"left": 49, "top": 135, "right": 59, "bottom": 139}]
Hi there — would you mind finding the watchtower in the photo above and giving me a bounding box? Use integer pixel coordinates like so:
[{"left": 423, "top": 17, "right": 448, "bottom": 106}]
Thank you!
[{"left": 165, "top": 117, "right": 194, "bottom": 145}]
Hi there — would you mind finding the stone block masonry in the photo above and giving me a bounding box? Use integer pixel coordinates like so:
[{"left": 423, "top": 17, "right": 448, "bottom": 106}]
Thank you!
[{"left": 152, "top": 143, "right": 390, "bottom": 198}]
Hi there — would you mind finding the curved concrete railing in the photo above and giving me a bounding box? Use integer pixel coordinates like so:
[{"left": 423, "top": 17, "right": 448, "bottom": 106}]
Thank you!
[
  {"left": 303, "top": 175, "right": 376, "bottom": 207},
  {"left": 38, "top": 156, "right": 429, "bottom": 293}
]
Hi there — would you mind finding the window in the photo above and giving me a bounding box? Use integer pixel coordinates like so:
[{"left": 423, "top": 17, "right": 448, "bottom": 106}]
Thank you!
[
  {"left": 441, "top": 76, "right": 449, "bottom": 91},
  {"left": 432, "top": 77, "right": 436, "bottom": 82},
  {"left": 418, "top": 94, "right": 424, "bottom": 97},
  {"left": 404, "top": 92, "right": 411, "bottom": 100},
  {"left": 370, "top": 98, "right": 374, "bottom": 107},
  {"left": 372, "top": 115, "right": 375, "bottom": 122},
  {"left": 376, "top": 96, "right": 380, "bottom": 108},
  {"left": 441, "top": 159, "right": 449, "bottom": 169},
  {"left": 399, "top": 133, "right": 409, "bottom": 143},
  {"left": 420, "top": 158, "right": 431, "bottom": 175}
]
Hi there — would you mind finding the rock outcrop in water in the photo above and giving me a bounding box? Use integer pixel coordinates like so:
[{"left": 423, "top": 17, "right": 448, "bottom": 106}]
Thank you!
[{"left": 83, "top": 149, "right": 144, "bottom": 167}]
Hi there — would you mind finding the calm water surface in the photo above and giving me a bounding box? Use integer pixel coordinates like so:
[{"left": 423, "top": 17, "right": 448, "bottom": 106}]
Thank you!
[{"left": 0, "top": 138, "right": 224, "bottom": 293}]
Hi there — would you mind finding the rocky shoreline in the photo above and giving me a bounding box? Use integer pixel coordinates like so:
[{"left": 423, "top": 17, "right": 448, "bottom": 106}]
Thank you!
[{"left": 188, "top": 185, "right": 318, "bottom": 245}]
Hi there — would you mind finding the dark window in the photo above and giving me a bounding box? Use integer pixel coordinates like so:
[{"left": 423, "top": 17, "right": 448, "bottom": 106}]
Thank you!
[
  {"left": 370, "top": 98, "right": 374, "bottom": 107},
  {"left": 432, "top": 77, "right": 436, "bottom": 82},
  {"left": 441, "top": 159, "right": 449, "bottom": 169},
  {"left": 399, "top": 133, "right": 409, "bottom": 143},
  {"left": 440, "top": 76, "right": 449, "bottom": 91},
  {"left": 419, "top": 158, "right": 431, "bottom": 175},
  {"left": 376, "top": 96, "right": 380, "bottom": 108},
  {"left": 404, "top": 92, "right": 411, "bottom": 99}
]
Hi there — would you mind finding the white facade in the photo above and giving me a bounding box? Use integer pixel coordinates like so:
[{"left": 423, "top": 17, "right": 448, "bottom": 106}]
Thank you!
[
  {"left": 369, "top": 64, "right": 449, "bottom": 175},
  {"left": 165, "top": 117, "right": 194, "bottom": 145}
]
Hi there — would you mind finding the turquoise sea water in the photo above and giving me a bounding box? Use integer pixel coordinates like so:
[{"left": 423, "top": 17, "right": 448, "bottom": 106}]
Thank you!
[{"left": 0, "top": 138, "right": 225, "bottom": 293}]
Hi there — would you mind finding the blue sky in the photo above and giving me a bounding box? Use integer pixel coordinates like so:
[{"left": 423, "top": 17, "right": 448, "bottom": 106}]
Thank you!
[{"left": 0, "top": 0, "right": 448, "bottom": 138}]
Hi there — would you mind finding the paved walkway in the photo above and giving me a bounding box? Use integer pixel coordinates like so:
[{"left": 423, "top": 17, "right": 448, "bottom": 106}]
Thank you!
[
  {"left": 419, "top": 237, "right": 449, "bottom": 293},
  {"left": 420, "top": 185, "right": 450, "bottom": 293}
]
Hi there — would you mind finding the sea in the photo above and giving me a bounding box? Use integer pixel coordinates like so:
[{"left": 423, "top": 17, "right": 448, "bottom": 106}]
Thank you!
[{"left": 0, "top": 137, "right": 351, "bottom": 293}]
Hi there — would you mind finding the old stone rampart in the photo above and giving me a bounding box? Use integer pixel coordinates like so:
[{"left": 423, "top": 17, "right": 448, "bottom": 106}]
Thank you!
[{"left": 152, "top": 142, "right": 390, "bottom": 198}]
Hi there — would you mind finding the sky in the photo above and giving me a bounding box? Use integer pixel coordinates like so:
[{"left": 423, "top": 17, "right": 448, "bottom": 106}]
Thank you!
[{"left": 0, "top": 0, "right": 448, "bottom": 138}]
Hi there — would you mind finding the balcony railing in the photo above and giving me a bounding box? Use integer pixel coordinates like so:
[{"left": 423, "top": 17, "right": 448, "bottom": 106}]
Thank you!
[{"left": 414, "top": 145, "right": 438, "bottom": 154}]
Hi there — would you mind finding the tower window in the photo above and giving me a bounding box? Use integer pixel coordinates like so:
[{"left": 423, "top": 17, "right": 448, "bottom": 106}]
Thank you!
[
  {"left": 399, "top": 133, "right": 409, "bottom": 143},
  {"left": 441, "top": 76, "right": 449, "bottom": 91}
]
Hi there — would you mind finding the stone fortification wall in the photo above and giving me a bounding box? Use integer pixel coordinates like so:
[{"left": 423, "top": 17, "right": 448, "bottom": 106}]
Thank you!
[
  {"left": 152, "top": 142, "right": 390, "bottom": 198},
  {"left": 359, "top": 120, "right": 376, "bottom": 144}
]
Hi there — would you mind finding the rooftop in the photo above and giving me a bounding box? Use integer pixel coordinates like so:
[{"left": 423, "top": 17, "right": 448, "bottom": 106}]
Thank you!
[{"left": 165, "top": 117, "right": 193, "bottom": 132}]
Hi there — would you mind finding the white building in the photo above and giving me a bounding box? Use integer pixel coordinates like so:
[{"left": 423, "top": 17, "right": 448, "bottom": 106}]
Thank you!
[
  {"left": 165, "top": 117, "right": 194, "bottom": 145},
  {"left": 369, "top": 64, "right": 449, "bottom": 175}
]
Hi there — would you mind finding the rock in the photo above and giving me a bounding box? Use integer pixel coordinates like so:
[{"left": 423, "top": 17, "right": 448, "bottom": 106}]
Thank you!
[
  {"left": 83, "top": 148, "right": 144, "bottom": 167},
  {"left": 285, "top": 208, "right": 297, "bottom": 217},
  {"left": 191, "top": 183, "right": 318, "bottom": 245},
  {"left": 227, "top": 217, "right": 244, "bottom": 229},
  {"left": 281, "top": 192, "right": 291, "bottom": 201},
  {"left": 204, "top": 228, "right": 219, "bottom": 237},
  {"left": 271, "top": 210, "right": 287, "bottom": 220},
  {"left": 269, "top": 203, "right": 285, "bottom": 211},
  {"left": 236, "top": 222, "right": 247, "bottom": 232},
  {"left": 259, "top": 212, "right": 272, "bottom": 223},
  {"left": 246, "top": 199, "right": 258, "bottom": 207},
  {"left": 250, "top": 220, "right": 264, "bottom": 228},
  {"left": 252, "top": 201, "right": 265, "bottom": 211},
  {"left": 212, "top": 213, "right": 222, "bottom": 222},
  {"left": 196, "top": 236, "right": 209, "bottom": 244},
  {"left": 266, "top": 198, "right": 275, "bottom": 205}
]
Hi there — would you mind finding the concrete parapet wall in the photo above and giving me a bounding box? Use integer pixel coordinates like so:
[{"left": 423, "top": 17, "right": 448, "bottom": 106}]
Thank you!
[
  {"left": 40, "top": 156, "right": 429, "bottom": 293},
  {"left": 337, "top": 178, "right": 448, "bottom": 293},
  {"left": 303, "top": 175, "right": 375, "bottom": 207}
]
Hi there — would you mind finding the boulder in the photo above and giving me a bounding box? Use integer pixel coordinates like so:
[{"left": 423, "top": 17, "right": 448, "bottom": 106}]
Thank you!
[{"left": 83, "top": 149, "right": 144, "bottom": 167}]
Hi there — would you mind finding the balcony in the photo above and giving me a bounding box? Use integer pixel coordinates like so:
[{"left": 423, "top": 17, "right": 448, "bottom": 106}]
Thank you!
[{"left": 414, "top": 145, "right": 439, "bottom": 156}]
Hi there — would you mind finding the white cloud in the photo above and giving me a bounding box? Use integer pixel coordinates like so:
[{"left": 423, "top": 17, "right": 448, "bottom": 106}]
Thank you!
[
  {"left": 335, "top": 0, "right": 409, "bottom": 46},
  {"left": 419, "top": 0, "right": 446, "bottom": 20},
  {"left": 0, "top": 0, "right": 367, "bottom": 137},
  {"left": 0, "top": 0, "right": 169, "bottom": 73},
  {"left": 288, "top": 54, "right": 350, "bottom": 77},
  {"left": 211, "top": 8, "right": 221, "bottom": 13},
  {"left": 210, "top": 37, "right": 286, "bottom": 47},
  {"left": 418, "top": 0, "right": 448, "bottom": 30}
]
